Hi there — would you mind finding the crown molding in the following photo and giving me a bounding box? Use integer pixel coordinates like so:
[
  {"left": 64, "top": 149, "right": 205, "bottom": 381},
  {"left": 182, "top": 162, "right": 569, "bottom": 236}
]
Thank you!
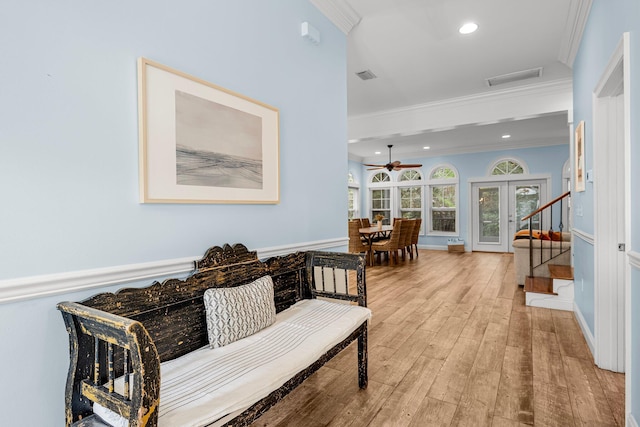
[
  {"left": 359, "top": 140, "right": 568, "bottom": 164},
  {"left": 558, "top": 0, "right": 593, "bottom": 68},
  {"left": 349, "top": 79, "right": 573, "bottom": 142},
  {"left": 309, "top": 0, "right": 361, "bottom": 34}
]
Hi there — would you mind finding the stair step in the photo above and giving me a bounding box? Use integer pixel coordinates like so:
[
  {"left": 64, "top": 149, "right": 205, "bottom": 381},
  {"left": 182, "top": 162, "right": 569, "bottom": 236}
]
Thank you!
[
  {"left": 548, "top": 264, "right": 574, "bottom": 280},
  {"left": 524, "top": 276, "right": 557, "bottom": 295}
]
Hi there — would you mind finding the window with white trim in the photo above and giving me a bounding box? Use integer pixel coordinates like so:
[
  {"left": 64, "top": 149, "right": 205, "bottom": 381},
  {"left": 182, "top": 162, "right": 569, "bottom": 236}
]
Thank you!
[
  {"left": 429, "top": 165, "right": 458, "bottom": 234},
  {"left": 348, "top": 172, "right": 359, "bottom": 219},
  {"left": 370, "top": 172, "right": 391, "bottom": 224},
  {"left": 398, "top": 170, "right": 422, "bottom": 220},
  {"left": 491, "top": 159, "right": 525, "bottom": 175}
]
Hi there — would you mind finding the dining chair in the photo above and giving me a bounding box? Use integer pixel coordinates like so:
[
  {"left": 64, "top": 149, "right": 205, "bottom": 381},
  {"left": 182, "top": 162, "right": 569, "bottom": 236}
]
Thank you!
[
  {"left": 409, "top": 218, "right": 422, "bottom": 259},
  {"left": 348, "top": 220, "right": 372, "bottom": 265},
  {"left": 372, "top": 219, "right": 403, "bottom": 266},
  {"left": 360, "top": 217, "right": 371, "bottom": 227},
  {"left": 399, "top": 219, "right": 414, "bottom": 260}
]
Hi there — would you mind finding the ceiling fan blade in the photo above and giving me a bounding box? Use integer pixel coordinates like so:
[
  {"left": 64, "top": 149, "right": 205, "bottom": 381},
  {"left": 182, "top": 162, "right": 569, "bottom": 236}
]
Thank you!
[
  {"left": 367, "top": 167, "right": 385, "bottom": 171},
  {"left": 390, "top": 160, "right": 401, "bottom": 167},
  {"left": 397, "top": 164, "right": 423, "bottom": 168},
  {"left": 363, "top": 163, "right": 385, "bottom": 167}
]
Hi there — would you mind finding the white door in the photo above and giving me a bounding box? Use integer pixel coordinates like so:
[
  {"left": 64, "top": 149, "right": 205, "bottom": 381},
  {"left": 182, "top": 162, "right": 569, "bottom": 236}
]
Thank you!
[
  {"left": 472, "top": 183, "right": 509, "bottom": 252},
  {"left": 472, "top": 180, "right": 547, "bottom": 253},
  {"left": 593, "top": 35, "right": 628, "bottom": 373},
  {"left": 509, "top": 180, "right": 548, "bottom": 238}
]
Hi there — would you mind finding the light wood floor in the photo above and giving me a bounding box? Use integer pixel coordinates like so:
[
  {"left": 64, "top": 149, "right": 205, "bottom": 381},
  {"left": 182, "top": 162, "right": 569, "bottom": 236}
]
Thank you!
[{"left": 251, "top": 250, "right": 625, "bottom": 427}]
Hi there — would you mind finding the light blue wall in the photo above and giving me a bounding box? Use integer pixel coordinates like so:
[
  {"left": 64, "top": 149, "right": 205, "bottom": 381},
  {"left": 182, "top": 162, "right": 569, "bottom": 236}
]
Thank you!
[
  {"left": 0, "top": 1, "right": 346, "bottom": 424},
  {"left": 0, "top": 0, "right": 347, "bottom": 280},
  {"left": 573, "top": 0, "right": 640, "bottom": 421},
  {"left": 353, "top": 144, "right": 569, "bottom": 249}
]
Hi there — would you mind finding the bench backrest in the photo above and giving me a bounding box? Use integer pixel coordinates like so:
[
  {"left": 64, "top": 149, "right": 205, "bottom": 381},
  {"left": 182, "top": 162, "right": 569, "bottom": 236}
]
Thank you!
[{"left": 81, "top": 244, "right": 308, "bottom": 362}]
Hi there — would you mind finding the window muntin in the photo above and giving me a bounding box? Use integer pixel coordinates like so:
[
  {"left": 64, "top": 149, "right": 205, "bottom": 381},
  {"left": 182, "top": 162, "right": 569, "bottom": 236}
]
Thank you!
[
  {"left": 428, "top": 165, "right": 458, "bottom": 234},
  {"left": 398, "top": 170, "right": 422, "bottom": 221},
  {"left": 348, "top": 188, "right": 358, "bottom": 219},
  {"left": 399, "top": 170, "right": 422, "bottom": 181},
  {"left": 372, "top": 172, "right": 391, "bottom": 183},
  {"left": 371, "top": 188, "right": 391, "bottom": 224},
  {"left": 491, "top": 160, "right": 524, "bottom": 175},
  {"left": 431, "top": 166, "right": 456, "bottom": 179},
  {"left": 431, "top": 185, "right": 456, "bottom": 232},
  {"left": 348, "top": 171, "right": 359, "bottom": 219}
]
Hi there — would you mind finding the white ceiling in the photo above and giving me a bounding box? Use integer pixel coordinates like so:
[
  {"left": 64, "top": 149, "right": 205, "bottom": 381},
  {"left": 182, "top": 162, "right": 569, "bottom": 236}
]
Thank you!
[{"left": 311, "top": 0, "right": 592, "bottom": 163}]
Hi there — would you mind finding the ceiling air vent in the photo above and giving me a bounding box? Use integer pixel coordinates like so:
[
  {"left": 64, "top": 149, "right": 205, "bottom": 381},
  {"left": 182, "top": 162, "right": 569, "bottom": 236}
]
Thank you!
[
  {"left": 485, "top": 67, "right": 543, "bottom": 87},
  {"left": 356, "top": 69, "right": 377, "bottom": 80}
]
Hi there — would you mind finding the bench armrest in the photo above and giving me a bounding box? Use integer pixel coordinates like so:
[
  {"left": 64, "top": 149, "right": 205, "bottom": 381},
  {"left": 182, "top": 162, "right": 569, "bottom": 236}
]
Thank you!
[
  {"left": 306, "top": 252, "right": 367, "bottom": 307},
  {"left": 58, "top": 301, "right": 160, "bottom": 427}
]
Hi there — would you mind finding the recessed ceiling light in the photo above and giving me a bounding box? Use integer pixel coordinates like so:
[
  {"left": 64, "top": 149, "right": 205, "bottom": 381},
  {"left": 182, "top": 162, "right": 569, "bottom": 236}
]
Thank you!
[
  {"left": 423, "top": 146, "right": 430, "bottom": 150},
  {"left": 459, "top": 22, "right": 478, "bottom": 34},
  {"left": 375, "top": 151, "right": 381, "bottom": 155},
  {"left": 502, "top": 134, "right": 511, "bottom": 139}
]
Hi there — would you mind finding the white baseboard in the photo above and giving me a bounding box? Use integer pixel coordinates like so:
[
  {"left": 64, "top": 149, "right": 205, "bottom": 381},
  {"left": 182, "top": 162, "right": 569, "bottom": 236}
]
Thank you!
[
  {"left": 574, "top": 301, "right": 596, "bottom": 358},
  {"left": 0, "top": 238, "right": 348, "bottom": 305},
  {"left": 421, "top": 244, "right": 470, "bottom": 252}
]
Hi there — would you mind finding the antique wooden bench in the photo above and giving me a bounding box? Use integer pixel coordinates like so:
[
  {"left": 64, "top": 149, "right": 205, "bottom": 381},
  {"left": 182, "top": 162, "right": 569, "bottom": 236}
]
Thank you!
[{"left": 57, "top": 244, "right": 369, "bottom": 426}]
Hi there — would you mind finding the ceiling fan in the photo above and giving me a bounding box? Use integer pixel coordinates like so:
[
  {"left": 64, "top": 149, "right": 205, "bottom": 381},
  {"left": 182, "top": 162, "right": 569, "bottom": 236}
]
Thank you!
[{"left": 364, "top": 145, "right": 422, "bottom": 171}]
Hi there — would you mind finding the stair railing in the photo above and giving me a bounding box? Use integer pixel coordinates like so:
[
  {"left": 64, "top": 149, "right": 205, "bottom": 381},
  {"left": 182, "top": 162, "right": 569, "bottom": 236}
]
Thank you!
[{"left": 521, "top": 191, "right": 571, "bottom": 278}]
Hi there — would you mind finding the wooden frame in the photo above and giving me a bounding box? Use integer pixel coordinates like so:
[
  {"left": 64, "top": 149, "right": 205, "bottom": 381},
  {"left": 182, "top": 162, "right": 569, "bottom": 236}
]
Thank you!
[
  {"left": 574, "top": 120, "right": 585, "bottom": 192},
  {"left": 137, "top": 58, "right": 280, "bottom": 204}
]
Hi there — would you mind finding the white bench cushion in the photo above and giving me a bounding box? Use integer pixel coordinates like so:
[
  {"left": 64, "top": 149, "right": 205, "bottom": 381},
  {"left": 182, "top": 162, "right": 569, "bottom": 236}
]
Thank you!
[{"left": 94, "top": 298, "right": 371, "bottom": 427}]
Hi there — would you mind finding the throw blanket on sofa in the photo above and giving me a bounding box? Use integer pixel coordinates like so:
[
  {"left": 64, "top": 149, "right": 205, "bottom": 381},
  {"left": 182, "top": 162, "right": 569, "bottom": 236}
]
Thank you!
[
  {"left": 95, "top": 299, "right": 371, "bottom": 427},
  {"left": 513, "top": 229, "right": 564, "bottom": 241}
]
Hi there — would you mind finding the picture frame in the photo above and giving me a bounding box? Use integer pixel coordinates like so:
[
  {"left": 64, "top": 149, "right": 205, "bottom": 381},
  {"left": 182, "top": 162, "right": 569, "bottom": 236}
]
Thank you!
[
  {"left": 138, "top": 57, "right": 280, "bottom": 204},
  {"left": 574, "top": 120, "right": 585, "bottom": 192}
]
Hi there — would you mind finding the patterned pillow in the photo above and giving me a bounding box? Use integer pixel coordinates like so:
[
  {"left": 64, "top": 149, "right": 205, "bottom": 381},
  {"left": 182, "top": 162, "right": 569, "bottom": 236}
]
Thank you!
[{"left": 203, "top": 275, "right": 276, "bottom": 349}]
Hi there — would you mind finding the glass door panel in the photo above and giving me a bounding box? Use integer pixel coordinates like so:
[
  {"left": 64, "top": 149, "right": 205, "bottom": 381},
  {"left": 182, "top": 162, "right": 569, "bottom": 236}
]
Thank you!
[
  {"left": 513, "top": 184, "right": 541, "bottom": 231},
  {"left": 478, "top": 187, "right": 500, "bottom": 243},
  {"left": 472, "top": 183, "right": 508, "bottom": 252}
]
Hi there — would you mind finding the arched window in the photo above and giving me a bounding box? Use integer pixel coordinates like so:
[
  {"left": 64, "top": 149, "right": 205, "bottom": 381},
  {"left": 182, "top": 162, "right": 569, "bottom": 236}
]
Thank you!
[
  {"left": 369, "top": 171, "right": 391, "bottom": 224},
  {"left": 491, "top": 159, "right": 526, "bottom": 175},
  {"left": 398, "top": 170, "right": 422, "bottom": 221},
  {"left": 371, "top": 172, "right": 391, "bottom": 183},
  {"left": 428, "top": 165, "right": 458, "bottom": 234}
]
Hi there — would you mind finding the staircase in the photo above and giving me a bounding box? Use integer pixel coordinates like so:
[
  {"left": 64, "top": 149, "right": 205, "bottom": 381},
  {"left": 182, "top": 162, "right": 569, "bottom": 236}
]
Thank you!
[{"left": 521, "top": 191, "right": 573, "bottom": 311}]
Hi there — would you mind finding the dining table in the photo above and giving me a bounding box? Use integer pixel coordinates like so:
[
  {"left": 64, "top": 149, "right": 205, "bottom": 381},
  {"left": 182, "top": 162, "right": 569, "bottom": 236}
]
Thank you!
[{"left": 359, "top": 225, "right": 393, "bottom": 265}]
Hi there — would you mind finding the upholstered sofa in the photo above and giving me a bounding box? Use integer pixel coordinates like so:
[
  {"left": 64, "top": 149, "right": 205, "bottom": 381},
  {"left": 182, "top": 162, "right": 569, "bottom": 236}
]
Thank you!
[{"left": 512, "top": 232, "right": 572, "bottom": 285}]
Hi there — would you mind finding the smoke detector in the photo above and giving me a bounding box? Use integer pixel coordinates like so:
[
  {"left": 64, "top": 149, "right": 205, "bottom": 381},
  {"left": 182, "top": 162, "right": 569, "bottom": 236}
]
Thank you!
[
  {"left": 486, "top": 67, "right": 543, "bottom": 87},
  {"left": 356, "top": 69, "right": 377, "bottom": 80}
]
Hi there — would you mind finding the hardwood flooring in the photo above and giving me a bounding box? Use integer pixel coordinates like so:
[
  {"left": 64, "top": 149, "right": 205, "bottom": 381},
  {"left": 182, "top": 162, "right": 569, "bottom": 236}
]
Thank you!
[{"left": 251, "top": 250, "right": 625, "bottom": 427}]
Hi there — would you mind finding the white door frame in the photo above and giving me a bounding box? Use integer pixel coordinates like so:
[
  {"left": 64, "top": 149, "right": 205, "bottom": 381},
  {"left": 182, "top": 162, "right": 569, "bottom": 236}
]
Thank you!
[
  {"left": 592, "top": 33, "right": 630, "bottom": 379},
  {"left": 468, "top": 174, "right": 552, "bottom": 253}
]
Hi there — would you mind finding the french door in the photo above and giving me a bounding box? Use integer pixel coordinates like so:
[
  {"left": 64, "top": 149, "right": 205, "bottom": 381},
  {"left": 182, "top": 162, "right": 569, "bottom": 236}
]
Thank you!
[{"left": 471, "top": 180, "right": 547, "bottom": 253}]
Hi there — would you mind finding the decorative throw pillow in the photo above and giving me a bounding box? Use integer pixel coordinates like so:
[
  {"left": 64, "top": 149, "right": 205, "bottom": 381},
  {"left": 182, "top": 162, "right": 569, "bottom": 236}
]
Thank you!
[{"left": 203, "top": 275, "right": 276, "bottom": 349}]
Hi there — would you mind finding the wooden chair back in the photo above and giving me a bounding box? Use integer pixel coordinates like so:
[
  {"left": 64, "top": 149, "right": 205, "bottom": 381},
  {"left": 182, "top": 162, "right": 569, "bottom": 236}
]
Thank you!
[{"left": 349, "top": 220, "right": 370, "bottom": 253}]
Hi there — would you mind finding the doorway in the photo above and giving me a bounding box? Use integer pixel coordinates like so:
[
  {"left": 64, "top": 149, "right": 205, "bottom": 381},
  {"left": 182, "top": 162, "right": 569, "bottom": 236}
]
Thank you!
[
  {"left": 471, "top": 179, "right": 548, "bottom": 253},
  {"left": 592, "top": 33, "right": 629, "bottom": 374}
]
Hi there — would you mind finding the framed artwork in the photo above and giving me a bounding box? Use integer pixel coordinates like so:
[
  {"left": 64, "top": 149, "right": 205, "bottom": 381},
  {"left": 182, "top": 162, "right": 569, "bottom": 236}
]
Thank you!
[
  {"left": 574, "top": 120, "right": 585, "bottom": 192},
  {"left": 138, "top": 58, "right": 280, "bottom": 204}
]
